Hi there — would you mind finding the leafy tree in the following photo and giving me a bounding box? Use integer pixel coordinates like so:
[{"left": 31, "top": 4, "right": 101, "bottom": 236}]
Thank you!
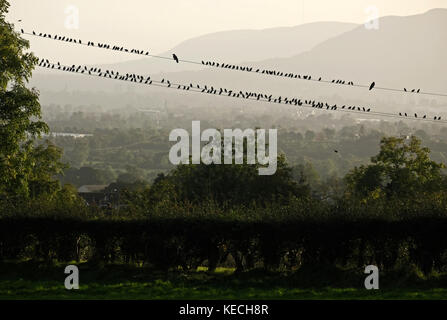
[
  {"left": 292, "top": 162, "right": 320, "bottom": 189},
  {"left": 0, "top": 1, "right": 65, "bottom": 199},
  {"left": 345, "top": 136, "right": 445, "bottom": 199},
  {"left": 27, "top": 141, "right": 67, "bottom": 198},
  {"left": 323, "top": 128, "right": 336, "bottom": 140},
  {"left": 146, "top": 154, "right": 309, "bottom": 208},
  {"left": 305, "top": 130, "right": 315, "bottom": 141},
  {"left": 68, "top": 139, "right": 90, "bottom": 167}
]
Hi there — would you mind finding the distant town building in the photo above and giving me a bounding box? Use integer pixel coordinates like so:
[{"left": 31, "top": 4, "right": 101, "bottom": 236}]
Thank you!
[{"left": 77, "top": 184, "right": 123, "bottom": 210}]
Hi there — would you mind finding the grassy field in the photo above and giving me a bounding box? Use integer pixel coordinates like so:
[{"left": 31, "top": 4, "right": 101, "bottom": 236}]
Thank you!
[{"left": 1, "top": 261, "right": 446, "bottom": 300}]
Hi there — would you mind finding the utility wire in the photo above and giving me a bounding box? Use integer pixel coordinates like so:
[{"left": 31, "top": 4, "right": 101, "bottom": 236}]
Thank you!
[
  {"left": 22, "top": 29, "right": 447, "bottom": 98},
  {"left": 36, "top": 58, "right": 447, "bottom": 124}
]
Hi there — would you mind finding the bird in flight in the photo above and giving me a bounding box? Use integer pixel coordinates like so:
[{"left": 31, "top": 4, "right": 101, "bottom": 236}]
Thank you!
[
  {"left": 172, "top": 54, "right": 179, "bottom": 63},
  {"left": 369, "top": 82, "right": 375, "bottom": 91}
]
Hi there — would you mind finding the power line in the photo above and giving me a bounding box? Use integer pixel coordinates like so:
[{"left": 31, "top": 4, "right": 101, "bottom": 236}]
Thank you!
[
  {"left": 22, "top": 29, "right": 447, "bottom": 98},
  {"left": 36, "top": 58, "right": 446, "bottom": 124}
]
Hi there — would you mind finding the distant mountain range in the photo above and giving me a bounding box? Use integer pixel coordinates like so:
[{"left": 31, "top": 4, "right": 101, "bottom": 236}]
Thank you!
[
  {"left": 32, "top": 9, "right": 447, "bottom": 112},
  {"left": 255, "top": 8, "right": 447, "bottom": 92},
  {"left": 98, "top": 21, "right": 357, "bottom": 74}
]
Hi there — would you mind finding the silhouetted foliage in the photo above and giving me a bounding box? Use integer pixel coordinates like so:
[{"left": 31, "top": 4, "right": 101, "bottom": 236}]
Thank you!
[{"left": 0, "top": 1, "right": 65, "bottom": 199}]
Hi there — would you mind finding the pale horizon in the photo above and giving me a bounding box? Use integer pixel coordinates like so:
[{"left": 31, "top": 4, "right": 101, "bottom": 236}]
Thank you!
[{"left": 6, "top": 0, "right": 447, "bottom": 65}]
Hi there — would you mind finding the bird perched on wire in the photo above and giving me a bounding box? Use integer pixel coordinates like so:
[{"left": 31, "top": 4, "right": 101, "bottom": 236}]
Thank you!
[
  {"left": 369, "top": 82, "right": 375, "bottom": 91},
  {"left": 172, "top": 54, "right": 179, "bottom": 63}
]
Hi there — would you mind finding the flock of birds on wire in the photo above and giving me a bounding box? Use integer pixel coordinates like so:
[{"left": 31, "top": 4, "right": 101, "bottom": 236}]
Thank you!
[
  {"left": 24, "top": 29, "right": 429, "bottom": 95},
  {"left": 24, "top": 27, "right": 445, "bottom": 122},
  {"left": 37, "top": 58, "right": 373, "bottom": 114},
  {"left": 201, "top": 59, "right": 355, "bottom": 86}
]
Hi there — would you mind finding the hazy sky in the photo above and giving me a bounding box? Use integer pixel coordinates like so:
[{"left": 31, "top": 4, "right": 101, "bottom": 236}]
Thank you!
[{"left": 6, "top": 0, "right": 447, "bottom": 64}]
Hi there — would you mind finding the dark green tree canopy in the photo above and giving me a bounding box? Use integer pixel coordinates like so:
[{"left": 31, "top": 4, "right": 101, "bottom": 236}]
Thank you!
[
  {"left": 0, "top": 0, "right": 65, "bottom": 199},
  {"left": 146, "top": 154, "right": 309, "bottom": 208},
  {"left": 345, "top": 136, "right": 445, "bottom": 199}
]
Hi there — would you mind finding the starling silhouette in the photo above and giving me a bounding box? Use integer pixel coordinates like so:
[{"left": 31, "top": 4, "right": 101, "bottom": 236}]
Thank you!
[
  {"left": 369, "top": 82, "right": 375, "bottom": 90},
  {"left": 172, "top": 54, "right": 179, "bottom": 63}
]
